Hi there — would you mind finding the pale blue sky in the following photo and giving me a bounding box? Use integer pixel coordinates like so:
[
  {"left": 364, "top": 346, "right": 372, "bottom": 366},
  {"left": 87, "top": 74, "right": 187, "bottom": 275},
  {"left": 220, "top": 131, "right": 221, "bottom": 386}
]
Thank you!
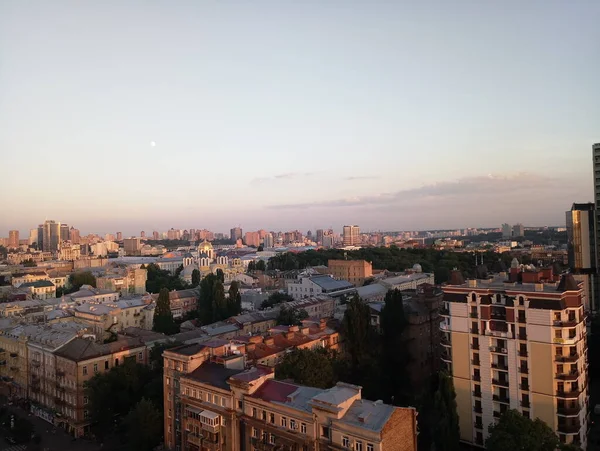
[{"left": 1, "top": 1, "right": 598, "bottom": 236}]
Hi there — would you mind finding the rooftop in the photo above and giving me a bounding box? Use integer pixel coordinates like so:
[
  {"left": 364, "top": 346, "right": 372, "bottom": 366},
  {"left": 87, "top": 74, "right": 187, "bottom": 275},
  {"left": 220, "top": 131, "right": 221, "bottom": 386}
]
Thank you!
[
  {"left": 55, "top": 337, "right": 145, "bottom": 362},
  {"left": 339, "top": 398, "right": 397, "bottom": 432},
  {"left": 20, "top": 280, "right": 55, "bottom": 288},
  {"left": 185, "top": 362, "right": 244, "bottom": 390},
  {"left": 309, "top": 275, "right": 354, "bottom": 291}
]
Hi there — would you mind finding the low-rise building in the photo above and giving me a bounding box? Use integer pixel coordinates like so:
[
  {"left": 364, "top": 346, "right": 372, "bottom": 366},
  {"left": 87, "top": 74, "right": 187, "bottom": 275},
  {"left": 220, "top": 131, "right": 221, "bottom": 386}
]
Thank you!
[
  {"left": 328, "top": 259, "right": 373, "bottom": 286},
  {"left": 19, "top": 280, "right": 56, "bottom": 300},
  {"left": 281, "top": 295, "right": 337, "bottom": 319},
  {"left": 150, "top": 289, "right": 198, "bottom": 318},
  {"left": 287, "top": 275, "right": 355, "bottom": 300},
  {"left": 96, "top": 266, "right": 147, "bottom": 295}
]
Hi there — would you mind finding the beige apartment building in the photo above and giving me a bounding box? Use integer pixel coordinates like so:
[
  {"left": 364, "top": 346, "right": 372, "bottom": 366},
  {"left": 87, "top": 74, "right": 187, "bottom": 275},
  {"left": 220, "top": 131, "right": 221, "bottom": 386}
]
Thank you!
[
  {"left": 328, "top": 259, "right": 373, "bottom": 286},
  {"left": 0, "top": 328, "right": 29, "bottom": 398},
  {"left": 441, "top": 266, "right": 589, "bottom": 449},
  {"left": 96, "top": 267, "right": 148, "bottom": 295},
  {"left": 164, "top": 345, "right": 418, "bottom": 451}
]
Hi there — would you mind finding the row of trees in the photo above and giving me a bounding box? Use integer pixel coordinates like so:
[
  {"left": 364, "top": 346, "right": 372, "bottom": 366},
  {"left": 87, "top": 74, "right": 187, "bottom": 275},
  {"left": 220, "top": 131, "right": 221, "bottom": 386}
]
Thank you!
[
  {"left": 247, "top": 259, "right": 266, "bottom": 271},
  {"left": 197, "top": 273, "right": 242, "bottom": 324},
  {"left": 57, "top": 271, "right": 98, "bottom": 296},
  {"left": 144, "top": 263, "right": 190, "bottom": 293}
]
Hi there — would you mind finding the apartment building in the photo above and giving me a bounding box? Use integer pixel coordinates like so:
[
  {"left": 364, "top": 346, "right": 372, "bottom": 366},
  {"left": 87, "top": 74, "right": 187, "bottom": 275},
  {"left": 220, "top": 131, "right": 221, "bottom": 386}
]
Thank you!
[
  {"left": 150, "top": 288, "right": 198, "bottom": 318},
  {"left": 0, "top": 326, "right": 29, "bottom": 398},
  {"left": 440, "top": 266, "right": 589, "bottom": 449},
  {"left": 164, "top": 348, "right": 418, "bottom": 451},
  {"left": 328, "top": 259, "right": 373, "bottom": 286},
  {"left": 53, "top": 337, "right": 147, "bottom": 436},
  {"left": 96, "top": 266, "right": 148, "bottom": 295},
  {"left": 342, "top": 225, "right": 360, "bottom": 247}
]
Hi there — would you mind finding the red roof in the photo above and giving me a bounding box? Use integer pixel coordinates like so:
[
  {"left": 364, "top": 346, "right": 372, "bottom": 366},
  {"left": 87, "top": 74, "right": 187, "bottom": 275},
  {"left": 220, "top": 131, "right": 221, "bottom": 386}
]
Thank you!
[{"left": 251, "top": 379, "right": 298, "bottom": 403}]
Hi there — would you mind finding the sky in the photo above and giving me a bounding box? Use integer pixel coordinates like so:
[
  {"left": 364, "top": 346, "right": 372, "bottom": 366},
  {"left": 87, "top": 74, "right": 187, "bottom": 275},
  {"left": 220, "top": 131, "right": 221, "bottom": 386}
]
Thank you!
[{"left": 1, "top": 1, "right": 599, "bottom": 237}]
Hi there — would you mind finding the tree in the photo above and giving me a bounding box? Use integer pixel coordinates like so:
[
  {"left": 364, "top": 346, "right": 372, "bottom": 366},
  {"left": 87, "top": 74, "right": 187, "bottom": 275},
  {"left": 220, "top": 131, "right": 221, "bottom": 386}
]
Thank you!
[
  {"left": 216, "top": 268, "right": 225, "bottom": 283},
  {"left": 257, "top": 245, "right": 264, "bottom": 252},
  {"left": 276, "top": 348, "right": 337, "bottom": 389},
  {"left": 261, "top": 292, "right": 293, "bottom": 309},
  {"left": 255, "top": 260, "right": 266, "bottom": 271},
  {"left": 69, "top": 271, "right": 97, "bottom": 290},
  {"left": 227, "top": 281, "right": 242, "bottom": 317},
  {"left": 199, "top": 273, "right": 218, "bottom": 324},
  {"left": 212, "top": 280, "right": 226, "bottom": 322},
  {"left": 432, "top": 371, "right": 460, "bottom": 451},
  {"left": 191, "top": 269, "right": 201, "bottom": 287},
  {"left": 123, "top": 398, "right": 162, "bottom": 451},
  {"left": 153, "top": 288, "right": 178, "bottom": 334},
  {"left": 276, "top": 305, "right": 308, "bottom": 325},
  {"left": 22, "top": 258, "right": 37, "bottom": 267},
  {"left": 247, "top": 261, "right": 256, "bottom": 271},
  {"left": 486, "top": 409, "right": 558, "bottom": 451},
  {"left": 379, "top": 289, "right": 411, "bottom": 404}
]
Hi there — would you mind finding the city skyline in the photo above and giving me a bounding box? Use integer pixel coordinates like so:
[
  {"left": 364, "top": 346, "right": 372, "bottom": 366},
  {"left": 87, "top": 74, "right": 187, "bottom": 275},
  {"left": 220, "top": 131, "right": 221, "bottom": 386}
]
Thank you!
[{"left": 2, "top": 2, "right": 598, "bottom": 234}]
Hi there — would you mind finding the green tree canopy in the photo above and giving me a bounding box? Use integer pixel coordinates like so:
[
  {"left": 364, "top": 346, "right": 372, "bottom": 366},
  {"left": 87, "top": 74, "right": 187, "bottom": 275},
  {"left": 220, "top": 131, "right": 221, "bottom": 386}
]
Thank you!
[
  {"left": 261, "top": 291, "right": 293, "bottom": 309},
  {"left": 276, "top": 305, "right": 308, "bottom": 325},
  {"left": 486, "top": 409, "right": 560, "bottom": 451},
  {"left": 275, "top": 348, "right": 337, "bottom": 389},
  {"left": 22, "top": 258, "right": 37, "bottom": 267},
  {"left": 227, "top": 281, "right": 242, "bottom": 317},
  {"left": 68, "top": 271, "right": 96, "bottom": 290},
  {"left": 191, "top": 268, "right": 201, "bottom": 287},
  {"left": 432, "top": 371, "right": 460, "bottom": 451},
  {"left": 145, "top": 263, "right": 189, "bottom": 293},
  {"left": 216, "top": 268, "right": 225, "bottom": 283},
  {"left": 153, "top": 288, "right": 178, "bottom": 334},
  {"left": 123, "top": 398, "right": 162, "bottom": 451},
  {"left": 255, "top": 260, "right": 266, "bottom": 271}
]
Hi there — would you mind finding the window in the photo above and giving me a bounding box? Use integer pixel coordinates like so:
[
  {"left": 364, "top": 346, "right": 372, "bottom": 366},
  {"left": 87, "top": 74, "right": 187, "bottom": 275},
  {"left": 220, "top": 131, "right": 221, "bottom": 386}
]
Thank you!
[
  {"left": 269, "top": 434, "right": 276, "bottom": 444},
  {"left": 83, "top": 396, "right": 89, "bottom": 405},
  {"left": 269, "top": 413, "right": 275, "bottom": 424},
  {"left": 261, "top": 410, "right": 267, "bottom": 421},
  {"left": 93, "top": 363, "right": 98, "bottom": 373},
  {"left": 192, "top": 390, "right": 196, "bottom": 398},
  {"left": 237, "top": 400, "right": 243, "bottom": 409},
  {"left": 82, "top": 366, "right": 88, "bottom": 376},
  {"left": 138, "top": 352, "right": 143, "bottom": 361},
  {"left": 166, "top": 377, "right": 170, "bottom": 385},
  {"left": 221, "top": 397, "right": 226, "bottom": 407},
  {"left": 206, "top": 393, "right": 212, "bottom": 403},
  {"left": 281, "top": 417, "right": 287, "bottom": 427},
  {"left": 185, "top": 387, "right": 190, "bottom": 396},
  {"left": 356, "top": 442, "right": 363, "bottom": 451},
  {"left": 84, "top": 410, "right": 89, "bottom": 419},
  {"left": 342, "top": 436, "right": 350, "bottom": 448},
  {"left": 252, "top": 407, "right": 257, "bottom": 418},
  {"left": 290, "top": 419, "right": 296, "bottom": 430},
  {"left": 105, "top": 361, "right": 109, "bottom": 370},
  {"left": 300, "top": 423, "right": 306, "bottom": 434},
  {"left": 214, "top": 395, "right": 219, "bottom": 405},
  {"left": 252, "top": 428, "right": 258, "bottom": 438},
  {"left": 321, "top": 426, "right": 330, "bottom": 438}
]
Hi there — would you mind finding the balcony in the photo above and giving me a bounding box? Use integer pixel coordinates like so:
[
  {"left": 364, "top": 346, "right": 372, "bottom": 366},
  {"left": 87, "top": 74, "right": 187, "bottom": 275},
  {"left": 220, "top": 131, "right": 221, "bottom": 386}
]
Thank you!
[
  {"left": 553, "top": 337, "right": 578, "bottom": 345},
  {"left": 471, "top": 343, "right": 479, "bottom": 350},
  {"left": 202, "top": 422, "right": 220, "bottom": 434},
  {"left": 486, "top": 329, "right": 511, "bottom": 339},
  {"left": 474, "top": 422, "right": 483, "bottom": 430},
  {"left": 556, "top": 371, "right": 579, "bottom": 381},
  {"left": 520, "top": 384, "right": 529, "bottom": 391},
  {"left": 473, "top": 391, "right": 482, "bottom": 398},
  {"left": 518, "top": 333, "right": 527, "bottom": 340},
  {"left": 555, "top": 354, "right": 579, "bottom": 363},
  {"left": 472, "top": 359, "right": 481, "bottom": 366},
  {"left": 56, "top": 370, "right": 65, "bottom": 378},
  {"left": 518, "top": 350, "right": 529, "bottom": 357},
  {"left": 493, "top": 394, "right": 510, "bottom": 404},
  {"left": 441, "top": 352, "right": 452, "bottom": 363},
  {"left": 519, "top": 366, "right": 529, "bottom": 374},
  {"left": 493, "top": 411, "right": 501, "bottom": 418},
  {"left": 441, "top": 337, "right": 451, "bottom": 347},
  {"left": 474, "top": 405, "right": 482, "bottom": 414},
  {"left": 187, "top": 433, "right": 202, "bottom": 447},
  {"left": 491, "top": 362, "right": 508, "bottom": 371},
  {"left": 54, "top": 397, "right": 65, "bottom": 405},
  {"left": 517, "top": 317, "right": 526, "bottom": 324},
  {"left": 553, "top": 319, "right": 578, "bottom": 328},
  {"left": 440, "top": 307, "right": 450, "bottom": 316},
  {"left": 556, "top": 389, "right": 581, "bottom": 398},
  {"left": 557, "top": 423, "right": 581, "bottom": 434},
  {"left": 470, "top": 312, "right": 478, "bottom": 318},
  {"left": 492, "top": 379, "right": 509, "bottom": 387},
  {"left": 489, "top": 346, "right": 508, "bottom": 354},
  {"left": 473, "top": 374, "right": 481, "bottom": 382},
  {"left": 557, "top": 406, "right": 580, "bottom": 416},
  {"left": 471, "top": 327, "right": 479, "bottom": 334},
  {"left": 520, "top": 400, "right": 530, "bottom": 408}
]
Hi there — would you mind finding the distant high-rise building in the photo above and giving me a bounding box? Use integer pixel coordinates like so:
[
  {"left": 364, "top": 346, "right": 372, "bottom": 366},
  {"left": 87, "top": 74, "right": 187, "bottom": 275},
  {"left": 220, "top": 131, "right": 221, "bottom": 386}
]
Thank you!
[
  {"left": 593, "top": 143, "right": 600, "bottom": 269},
  {"left": 8, "top": 230, "right": 19, "bottom": 248},
  {"left": 152, "top": 231, "right": 159, "bottom": 240},
  {"left": 501, "top": 223, "right": 512, "bottom": 238},
  {"left": 316, "top": 229, "right": 324, "bottom": 244},
  {"left": 37, "top": 224, "right": 44, "bottom": 249},
  {"left": 116, "top": 232, "right": 123, "bottom": 241},
  {"left": 29, "top": 228, "right": 38, "bottom": 246},
  {"left": 567, "top": 202, "right": 597, "bottom": 311},
  {"left": 244, "top": 231, "right": 261, "bottom": 247},
  {"left": 140, "top": 231, "right": 146, "bottom": 238},
  {"left": 263, "top": 232, "right": 273, "bottom": 248},
  {"left": 42, "top": 220, "right": 61, "bottom": 252},
  {"left": 69, "top": 227, "right": 81, "bottom": 244},
  {"left": 167, "top": 228, "right": 180, "bottom": 240},
  {"left": 512, "top": 223, "right": 525, "bottom": 237},
  {"left": 342, "top": 225, "right": 360, "bottom": 246},
  {"left": 230, "top": 227, "right": 242, "bottom": 241},
  {"left": 60, "top": 224, "right": 70, "bottom": 242},
  {"left": 124, "top": 238, "right": 142, "bottom": 256},
  {"left": 105, "top": 233, "right": 115, "bottom": 242}
]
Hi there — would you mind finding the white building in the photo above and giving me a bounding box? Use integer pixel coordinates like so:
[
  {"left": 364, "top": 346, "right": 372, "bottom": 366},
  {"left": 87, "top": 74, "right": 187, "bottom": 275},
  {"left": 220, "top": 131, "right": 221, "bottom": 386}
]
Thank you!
[{"left": 287, "top": 275, "right": 355, "bottom": 300}]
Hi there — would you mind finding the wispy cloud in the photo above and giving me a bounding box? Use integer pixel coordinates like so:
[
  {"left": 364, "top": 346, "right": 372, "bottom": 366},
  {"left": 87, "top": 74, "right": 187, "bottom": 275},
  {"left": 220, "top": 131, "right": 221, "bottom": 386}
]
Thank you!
[
  {"left": 266, "top": 172, "right": 587, "bottom": 210},
  {"left": 251, "top": 172, "right": 316, "bottom": 185},
  {"left": 344, "top": 175, "right": 380, "bottom": 181}
]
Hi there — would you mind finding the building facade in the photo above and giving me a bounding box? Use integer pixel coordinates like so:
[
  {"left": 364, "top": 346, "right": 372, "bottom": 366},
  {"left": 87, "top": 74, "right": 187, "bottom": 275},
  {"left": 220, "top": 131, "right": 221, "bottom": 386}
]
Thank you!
[
  {"left": 342, "top": 225, "right": 360, "bottom": 246},
  {"left": 164, "top": 346, "right": 418, "bottom": 451},
  {"left": 328, "top": 259, "right": 373, "bottom": 286},
  {"left": 440, "top": 268, "right": 589, "bottom": 449}
]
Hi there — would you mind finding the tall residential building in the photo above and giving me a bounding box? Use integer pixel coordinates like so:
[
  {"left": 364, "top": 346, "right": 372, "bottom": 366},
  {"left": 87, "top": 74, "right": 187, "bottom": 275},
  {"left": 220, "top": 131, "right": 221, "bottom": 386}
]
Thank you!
[
  {"left": 566, "top": 203, "right": 597, "bottom": 311},
  {"left": 501, "top": 223, "right": 512, "bottom": 238},
  {"left": 328, "top": 259, "right": 373, "bottom": 286},
  {"left": 342, "top": 225, "right": 360, "bottom": 246},
  {"left": 116, "top": 232, "right": 123, "bottom": 241},
  {"left": 123, "top": 238, "right": 142, "bottom": 256},
  {"left": 263, "top": 232, "right": 274, "bottom": 249},
  {"left": 42, "top": 220, "right": 61, "bottom": 252},
  {"left": 594, "top": 143, "right": 600, "bottom": 257},
  {"left": 8, "top": 230, "right": 19, "bottom": 248},
  {"left": 316, "top": 228, "right": 324, "bottom": 244},
  {"left": 152, "top": 231, "right": 159, "bottom": 240},
  {"left": 60, "top": 224, "right": 70, "bottom": 242},
  {"left": 244, "top": 231, "right": 261, "bottom": 247},
  {"left": 163, "top": 345, "right": 418, "bottom": 451},
  {"left": 37, "top": 224, "right": 44, "bottom": 249},
  {"left": 230, "top": 227, "right": 242, "bottom": 241},
  {"left": 513, "top": 223, "right": 525, "bottom": 237},
  {"left": 69, "top": 227, "right": 80, "bottom": 244},
  {"left": 440, "top": 267, "right": 589, "bottom": 449},
  {"left": 140, "top": 231, "right": 146, "bottom": 238},
  {"left": 29, "top": 228, "right": 38, "bottom": 246},
  {"left": 167, "top": 228, "right": 180, "bottom": 240}
]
